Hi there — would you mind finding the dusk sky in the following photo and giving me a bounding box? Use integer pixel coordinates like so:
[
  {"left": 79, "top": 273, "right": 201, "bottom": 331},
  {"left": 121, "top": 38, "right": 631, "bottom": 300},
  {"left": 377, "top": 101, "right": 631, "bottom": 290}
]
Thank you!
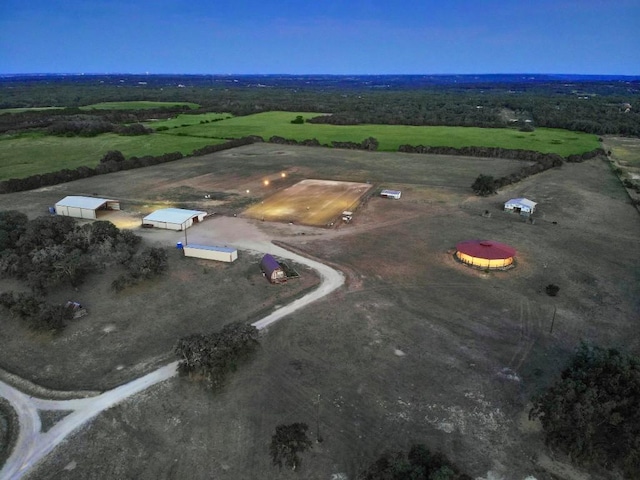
[{"left": 1, "top": 0, "right": 638, "bottom": 75}]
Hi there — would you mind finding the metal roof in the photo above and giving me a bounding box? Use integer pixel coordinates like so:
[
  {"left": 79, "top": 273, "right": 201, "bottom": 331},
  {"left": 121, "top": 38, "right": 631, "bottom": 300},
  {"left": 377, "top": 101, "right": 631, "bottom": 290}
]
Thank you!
[
  {"left": 456, "top": 240, "right": 516, "bottom": 260},
  {"left": 55, "top": 196, "right": 117, "bottom": 210},
  {"left": 143, "top": 208, "right": 206, "bottom": 225},
  {"left": 381, "top": 189, "right": 401, "bottom": 195},
  {"left": 260, "top": 254, "right": 282, "bottom": 275},
  {"left": 505, "top": 198, "right": 537, "bottom": 209},
  {"left": 185, "top": 244, "right": 236, "bottom": 253}
]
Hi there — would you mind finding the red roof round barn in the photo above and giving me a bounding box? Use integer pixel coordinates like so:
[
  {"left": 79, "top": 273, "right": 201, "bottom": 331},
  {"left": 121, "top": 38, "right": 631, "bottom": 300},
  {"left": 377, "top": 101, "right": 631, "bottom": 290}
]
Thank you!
[{"left": 455, "top": 240, "right": 516, "bottom": 269}]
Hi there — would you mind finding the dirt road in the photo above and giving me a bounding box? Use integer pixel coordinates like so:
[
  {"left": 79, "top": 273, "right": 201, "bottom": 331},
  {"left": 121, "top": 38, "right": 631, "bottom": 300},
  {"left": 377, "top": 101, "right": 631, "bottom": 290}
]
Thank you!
[{"left": 0, "top": 216, "right": 345, "bottom": 480}]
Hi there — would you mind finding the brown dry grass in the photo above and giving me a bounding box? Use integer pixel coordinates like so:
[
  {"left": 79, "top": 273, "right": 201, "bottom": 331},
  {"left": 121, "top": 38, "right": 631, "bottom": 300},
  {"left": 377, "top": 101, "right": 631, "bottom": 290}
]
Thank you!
[{"left": 0, "top": 144, "right": 637, "bottom": 480}]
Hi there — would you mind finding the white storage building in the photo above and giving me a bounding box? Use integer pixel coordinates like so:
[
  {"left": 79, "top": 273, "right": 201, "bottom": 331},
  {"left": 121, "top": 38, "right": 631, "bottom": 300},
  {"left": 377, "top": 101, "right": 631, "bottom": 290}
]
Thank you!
[
  {"left": 504, "top": 198, "right": 537, "bottom": 216},
  {"left": 183, "top": 244, "right": 238, "bottom": 263},
  {"left": 142, "top": 208, "right": 206, "bottom": 230},
  {"left": 380, "top": 189, "right": 402, "bottom": 200},
  {"left": 55, "top": 196, "right": 120, "bottom": 219}
]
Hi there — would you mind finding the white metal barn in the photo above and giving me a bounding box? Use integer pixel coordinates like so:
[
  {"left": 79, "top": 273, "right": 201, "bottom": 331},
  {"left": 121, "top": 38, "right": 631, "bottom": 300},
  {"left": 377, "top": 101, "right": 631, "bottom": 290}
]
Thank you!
[
  {"left": 142, "top": 208, "right": 206, "bottom": 230},
  {"left": 55, "top": 196, "right": 120, "bottom": 219},
  {"left": 380, "top": 189, "right": 402, "bottom": 199},
  {"left": 504, "top": 198, "right": 537, "bottom": 216},
  {"left": 183, "top": 244, "right": 238, "bottom": 263}
]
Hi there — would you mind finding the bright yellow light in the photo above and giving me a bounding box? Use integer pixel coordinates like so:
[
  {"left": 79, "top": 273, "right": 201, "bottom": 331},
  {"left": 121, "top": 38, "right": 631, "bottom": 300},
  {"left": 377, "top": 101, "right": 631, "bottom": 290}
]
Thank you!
[
  {"left": 263, "top": 180, "right": 270, "bottom": 186},
  {"left": 246, "top": 189, "right": 250, "bottom": 194},
  {"left": 281, "top": 172, "right": 286, "bottom": 178}
]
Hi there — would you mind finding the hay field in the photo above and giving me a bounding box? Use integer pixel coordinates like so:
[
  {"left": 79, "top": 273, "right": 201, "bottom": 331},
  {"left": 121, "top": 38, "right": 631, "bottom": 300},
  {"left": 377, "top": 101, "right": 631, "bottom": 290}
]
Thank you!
[{"left": 243, "top": 179, "right": 372, "bottom": 226}]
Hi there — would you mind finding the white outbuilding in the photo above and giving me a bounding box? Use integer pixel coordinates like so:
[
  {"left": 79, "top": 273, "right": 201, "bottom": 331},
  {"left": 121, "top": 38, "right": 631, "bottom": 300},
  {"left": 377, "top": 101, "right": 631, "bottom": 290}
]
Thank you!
[
  {"left": 142, "top": 208, "right": 206, "bottom": 230},
  {"left": 504, "top": 198, "right": 537, "bottom": 216},
  {"left": 183, "top": 244, "right": 238, "bottom": 263},
  {"left": 380, "top": 189, "right": 402, "bottom": 200},
  {"left": 55, "top": 196, "right": 120, "bottom": 219}
]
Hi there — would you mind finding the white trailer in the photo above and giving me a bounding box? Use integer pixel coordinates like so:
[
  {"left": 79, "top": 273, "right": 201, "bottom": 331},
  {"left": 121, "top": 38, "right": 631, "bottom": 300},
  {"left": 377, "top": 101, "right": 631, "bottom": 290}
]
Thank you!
[{"left": 183, "top": 244, "right": 238, "bottom": 263}]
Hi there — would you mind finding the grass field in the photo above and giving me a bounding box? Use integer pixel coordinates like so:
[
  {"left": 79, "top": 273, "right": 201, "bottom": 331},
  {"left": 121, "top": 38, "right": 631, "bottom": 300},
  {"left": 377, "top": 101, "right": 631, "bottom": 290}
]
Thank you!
[
  {"left": 154, "top": 111, "right": 600, "bottom": 156},
  {"left": 244, "top": 179, "right": 372, "bottom": 226},
  {"left": 0, "top": 144, "right": 637, "bottom": 479},
  {"left": 0, "top": 110, "right": 599, "bottom": 181},
  {"left": 0, "top": 132, "right": 225, "bottom": 180}
]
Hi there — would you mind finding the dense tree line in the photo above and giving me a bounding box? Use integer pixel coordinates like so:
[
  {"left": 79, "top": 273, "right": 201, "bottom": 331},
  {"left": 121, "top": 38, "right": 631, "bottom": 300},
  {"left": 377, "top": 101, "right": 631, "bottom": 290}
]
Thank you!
[
  {"left": 0, "top": 213, "right": 158, "bottom": 330},
  {"left": 0, "top": 214, "right": 141, "bottom": 294},
  {"left": 0, "top": 136, "right": 260, "bottom": 194},
  {"left": 175, "top": 322, "right": 259, "bottom": 389},
  {"left": 0, "top": 291, "right": 73, "bottom": 332},
  {"left": 0, "top": 106, "right": 189, "bottom": 135},
  {"left": 268, "top": 135, "right": 379, "bottom": 151},
  {"left": 1, "top": 75, "right": 638, "bottom": 136},
  {"left": 530, "top": 343, "right": 640, "bottom": 478},
  {"left": 359, "top": 443, "right": 471, "bottom": 480}
]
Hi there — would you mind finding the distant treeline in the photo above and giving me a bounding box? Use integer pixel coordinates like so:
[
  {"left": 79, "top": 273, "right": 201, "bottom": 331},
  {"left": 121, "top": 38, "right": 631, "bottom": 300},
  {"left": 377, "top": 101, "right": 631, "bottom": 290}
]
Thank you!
[
  {"left": 1, "top": 76, "right": 639, "bottom": 136},
  {"left": 0, "top": 136, "right": 259, "bottom": 194},
  {"left": 0, "top": 106, "right": 190, "bottom": 136}
]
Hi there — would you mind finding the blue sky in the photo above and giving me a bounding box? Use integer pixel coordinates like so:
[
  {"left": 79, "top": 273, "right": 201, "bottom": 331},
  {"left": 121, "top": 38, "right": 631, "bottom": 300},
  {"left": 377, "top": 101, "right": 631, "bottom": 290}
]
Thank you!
[{"left": 1, "top": 0, "right": 638, "bottom": 75}]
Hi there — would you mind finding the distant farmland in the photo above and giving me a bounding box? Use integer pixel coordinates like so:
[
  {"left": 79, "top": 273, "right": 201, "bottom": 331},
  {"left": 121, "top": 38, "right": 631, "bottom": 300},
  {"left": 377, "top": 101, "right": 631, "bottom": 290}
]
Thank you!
[
  {"left": 0, "top": 110, "right": 600, "bottom": 181},
  {"left": 154, "top": 111, "right": 600, "bottom": 156}
]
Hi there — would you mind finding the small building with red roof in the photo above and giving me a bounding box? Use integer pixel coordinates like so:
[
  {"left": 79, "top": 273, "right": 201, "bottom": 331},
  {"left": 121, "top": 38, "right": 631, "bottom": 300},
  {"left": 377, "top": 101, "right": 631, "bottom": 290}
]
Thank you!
[{"left": 455, "top": 240, "right": 516, "bottom": 269}]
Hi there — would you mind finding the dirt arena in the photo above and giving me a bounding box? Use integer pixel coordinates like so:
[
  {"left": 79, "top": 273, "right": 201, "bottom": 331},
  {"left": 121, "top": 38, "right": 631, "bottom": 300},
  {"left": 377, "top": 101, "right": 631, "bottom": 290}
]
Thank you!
[{"left": 243, "top": 179, "right": 372, "bottom": 226}]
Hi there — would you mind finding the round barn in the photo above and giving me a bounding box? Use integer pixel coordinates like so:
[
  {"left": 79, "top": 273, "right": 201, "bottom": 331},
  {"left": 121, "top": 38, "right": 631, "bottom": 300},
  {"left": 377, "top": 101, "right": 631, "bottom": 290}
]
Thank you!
[{"left": 455, "top": 239, "right": 516, "bottom": 269}]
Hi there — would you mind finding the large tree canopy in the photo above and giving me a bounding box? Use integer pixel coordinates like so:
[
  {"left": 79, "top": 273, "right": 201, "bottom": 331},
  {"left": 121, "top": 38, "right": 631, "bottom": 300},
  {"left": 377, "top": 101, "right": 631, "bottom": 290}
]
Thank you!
[{"left": 530, "top": 343, "right": 640, "bottom": 478}]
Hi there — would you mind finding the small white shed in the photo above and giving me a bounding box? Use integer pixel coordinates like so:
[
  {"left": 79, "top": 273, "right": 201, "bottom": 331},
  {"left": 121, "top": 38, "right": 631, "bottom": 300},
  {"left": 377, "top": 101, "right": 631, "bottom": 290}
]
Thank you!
[
  {"left": 55, "top": 196, "right": 120, "bottom": 219},
  {"left": 504, "top": 198, "right": 537, "bottom": 216},
  {"left": 380, "top": 189, "right": 402, "bottom": 199},
  {"left": 142, "top": 208, "right": 206, "bottom": 230},
  {"left": 183, "top": 244, "right": 238, "bottom": 263}
]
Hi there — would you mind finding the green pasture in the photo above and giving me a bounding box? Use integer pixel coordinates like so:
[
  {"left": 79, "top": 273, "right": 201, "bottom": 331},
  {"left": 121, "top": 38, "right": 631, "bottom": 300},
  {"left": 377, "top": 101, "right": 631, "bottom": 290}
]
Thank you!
[
  {"left": 156, "top": 111, "right": 600, "bottom": 156},
  {"left": 146, "top": 112, "right": 231, "bottom": 129},
  {"left": 0, "top": 133, "right": 224, "bottom": 180},
  {"left": 0, "top": 110, "right": 600, "bottom": 181},
  {"left": 0, "top": 107, "right": 65, "bottom": 114}
]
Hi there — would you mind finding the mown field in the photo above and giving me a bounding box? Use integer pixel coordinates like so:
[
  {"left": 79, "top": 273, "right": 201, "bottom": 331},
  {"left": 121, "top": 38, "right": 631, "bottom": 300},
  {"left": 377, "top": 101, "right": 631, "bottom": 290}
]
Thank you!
[
  {"left": 154, "top": 111, "right": 600, "bottom": 155},
  {"left": 1, "top": 110, "right": 599, "bottom": 182},
  {"left": 0, "top": 132, "right": 225, "bottom": 180}
]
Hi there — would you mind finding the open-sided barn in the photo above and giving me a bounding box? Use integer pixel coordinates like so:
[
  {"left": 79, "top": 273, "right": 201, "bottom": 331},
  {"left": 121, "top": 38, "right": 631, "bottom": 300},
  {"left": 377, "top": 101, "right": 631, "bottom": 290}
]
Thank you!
[
  {"left": 142, "top": 208, "right": 206, "bottom": 230},
  {"left": 55, "top": 196, "right": 120, "bottom": 219},
  {"left": 504, "top": 198, "right": 537, "bottom": 216},
  {"left": 183, "top": 244, "right": 238, "bottom": 263},
  {"left": 260, "top": 254, "right": 286, "bottom": 283},
  {"left": 455, "top": 239, "right": 516, "bottom": 269}
]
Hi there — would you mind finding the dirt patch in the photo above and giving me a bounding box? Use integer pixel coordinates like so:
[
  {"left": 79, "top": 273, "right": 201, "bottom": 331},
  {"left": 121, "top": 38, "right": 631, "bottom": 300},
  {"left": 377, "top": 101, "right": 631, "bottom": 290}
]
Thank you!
[{"left": 244, "top": 179, "right": 372, "bottom": 226}]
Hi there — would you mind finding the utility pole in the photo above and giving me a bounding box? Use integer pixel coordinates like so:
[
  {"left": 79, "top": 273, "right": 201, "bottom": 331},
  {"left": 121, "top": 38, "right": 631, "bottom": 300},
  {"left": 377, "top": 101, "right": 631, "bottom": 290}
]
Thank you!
[
  {"left": 315, "top": 394, "right": 323, "bottom": 443},
  {"left": 549, "top": 306, "right": 557, "bottom": 334}
]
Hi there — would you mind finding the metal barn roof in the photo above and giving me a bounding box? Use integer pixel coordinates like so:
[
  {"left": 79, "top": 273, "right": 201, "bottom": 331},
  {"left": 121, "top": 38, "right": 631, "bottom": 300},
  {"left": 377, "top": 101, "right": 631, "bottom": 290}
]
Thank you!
[
  {"left": 505, "top": 198, "right": 537, "bottom": 209},
  {"left": 56, "top": 196, "right": 117, "bottom": 210},
  {"left": 260, "top": 254, "right": 282, "bottom": 275},
  {"left": 456, "top": 240, "right": 516, "bottom": 260},
  {"left": 143, "top": 208, "right": 206, "bottom": 225}
]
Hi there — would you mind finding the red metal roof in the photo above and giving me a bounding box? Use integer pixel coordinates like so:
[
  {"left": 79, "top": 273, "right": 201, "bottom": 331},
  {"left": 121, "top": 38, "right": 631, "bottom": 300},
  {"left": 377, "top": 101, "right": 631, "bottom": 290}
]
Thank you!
[{"left": 456, "top": 240, "right": 516, "bottom": 259}]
